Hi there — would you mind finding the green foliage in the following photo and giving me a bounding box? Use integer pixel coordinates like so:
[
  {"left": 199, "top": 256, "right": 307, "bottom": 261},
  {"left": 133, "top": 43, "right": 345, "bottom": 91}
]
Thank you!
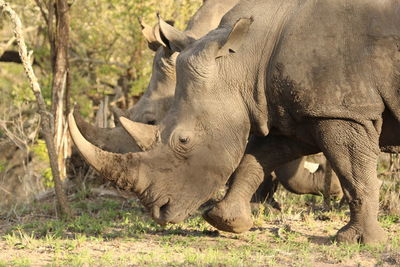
[
  {"left": 379, "top": 214, "right": 400, "bottom": 228},
  {"left": 31, "top": 140, "right": 54, "bottom": 188},
  {"left": 0, "top": 63, "right": 35, "bottom": 109},
  {"left": 41, "top": 167, "right": 54, "bottom": 188},
  {"left": 0, "top": 161, "right": 6, "bottom": 172},
  {"left": 31, "top": 140, "right": 49, "bottom": 163}
]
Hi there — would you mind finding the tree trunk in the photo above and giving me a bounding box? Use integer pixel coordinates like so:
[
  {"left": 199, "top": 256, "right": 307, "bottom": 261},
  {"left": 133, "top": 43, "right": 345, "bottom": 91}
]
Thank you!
[{"left": 50, "top": 0, "right": 71, "bottom": 181}]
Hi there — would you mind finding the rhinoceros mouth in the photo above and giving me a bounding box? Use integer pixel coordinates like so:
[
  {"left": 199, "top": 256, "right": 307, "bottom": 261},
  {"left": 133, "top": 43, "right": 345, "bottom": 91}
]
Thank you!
[
  {"left": 150, "top": 198, "right": 171, "bottom": 225},
  {"left": 149, "top": 197, "right": 208, "bottom": 225},
  {"left": 152, "top": 202, "right": 190, "bottom": 225}
]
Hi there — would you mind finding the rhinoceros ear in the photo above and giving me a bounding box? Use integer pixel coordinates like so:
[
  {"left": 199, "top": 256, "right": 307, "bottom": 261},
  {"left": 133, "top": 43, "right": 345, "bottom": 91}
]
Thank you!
[
  {"left": 157, "top": 14, "right": 194, "bottom": 52},
  {"left": 216, "top": 17, "right": 253, "bottom": 59},
  {"left": 139, "top": 17, "right": 162, "bottom": 52},
  {"left": 119, "top": 117, "right": 159, "bottom": 151},
  {"left": 110, "top": 106, "right": 127, "bottom": 127}
]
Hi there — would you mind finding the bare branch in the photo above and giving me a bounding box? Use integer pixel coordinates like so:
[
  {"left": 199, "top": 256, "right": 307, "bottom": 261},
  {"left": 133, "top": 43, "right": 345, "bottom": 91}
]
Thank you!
[
  {"left": 0, "top": 2, "right": 41, "bottom": 94},
  {"left": 33, "top": 0, "right": 49, "bottom": 25}
]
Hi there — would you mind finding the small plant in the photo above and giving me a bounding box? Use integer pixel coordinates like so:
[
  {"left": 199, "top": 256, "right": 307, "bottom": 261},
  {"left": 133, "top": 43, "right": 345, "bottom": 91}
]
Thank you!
[
  {"left": 0, "top": 161, "right": 6, "bottom": 172},
  {"left": 31, "top": 139, "right": 54, "bottom": 188}
]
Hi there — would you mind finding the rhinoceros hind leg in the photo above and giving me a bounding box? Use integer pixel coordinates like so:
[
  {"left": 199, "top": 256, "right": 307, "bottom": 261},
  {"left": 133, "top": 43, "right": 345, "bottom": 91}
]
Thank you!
[
  {"left": 314, "top": 119, "right": 386, "bottom": 244},
  {"left": 336, "top": 219, "right": 386, "bottom": 244}
]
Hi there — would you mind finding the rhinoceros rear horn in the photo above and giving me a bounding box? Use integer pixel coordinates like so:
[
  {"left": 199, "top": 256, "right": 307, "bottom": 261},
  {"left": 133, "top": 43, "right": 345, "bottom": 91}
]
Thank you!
[
  {"left": 157, "top": 14, "right": 194, "bottom": 52},
  {"left": 119, "top": 117, "right": 159, "bottom": 151}
]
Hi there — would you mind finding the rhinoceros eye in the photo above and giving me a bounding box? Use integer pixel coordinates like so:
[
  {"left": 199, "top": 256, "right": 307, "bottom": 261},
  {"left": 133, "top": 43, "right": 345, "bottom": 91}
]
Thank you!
[
  {"left": 179, "top": 136, "right": 190, "bottom": 144},
  {"left": 170, "top": 131, "right": 195, "bottom": 158},
  {"left": 143, "top": 113, "right": 156, "bottom": 125}
]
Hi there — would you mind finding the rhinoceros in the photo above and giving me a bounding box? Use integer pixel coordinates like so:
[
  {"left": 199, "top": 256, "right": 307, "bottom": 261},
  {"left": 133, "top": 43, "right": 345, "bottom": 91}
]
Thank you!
[
  {"left": 74, "top": 0, "right": 342, "bottom": 205},
  {"left": 70, "top": 0, "right": 400, "bottom": 244},
  {"left": 73, "top": 0, "right": 398, "bottom": 243},
  {"left": 70, "top": 0, "right": 378, "bottom": 236}
]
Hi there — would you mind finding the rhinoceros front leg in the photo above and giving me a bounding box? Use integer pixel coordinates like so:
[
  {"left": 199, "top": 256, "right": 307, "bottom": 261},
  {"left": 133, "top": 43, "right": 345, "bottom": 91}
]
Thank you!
[
  {"left": 203, "top": 153, "right": 265, "bottom": 233},
  {"left": 203, "top": 135, "right": 317, "bottom": 233},
  {"left": 251, "top": 173, "right": 281, "bottom": 210},
  {"left": 314, "top": 119, "right": 386, "bottom": 244}
]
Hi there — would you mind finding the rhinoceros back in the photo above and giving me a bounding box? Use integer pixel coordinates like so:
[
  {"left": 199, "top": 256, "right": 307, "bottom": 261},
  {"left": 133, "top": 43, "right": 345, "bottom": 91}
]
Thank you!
[{"left": 265, "top": 0, "right": 400, "bottom": 125}]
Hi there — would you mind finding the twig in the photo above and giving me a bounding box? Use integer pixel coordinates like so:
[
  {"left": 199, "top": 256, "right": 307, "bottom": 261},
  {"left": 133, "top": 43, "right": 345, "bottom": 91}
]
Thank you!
[
  {"left": 33, "top": 0, "right": 49, "bottom": 25},
  {"left": 0, "top": 0, "right": 72, "bottom": 217}
]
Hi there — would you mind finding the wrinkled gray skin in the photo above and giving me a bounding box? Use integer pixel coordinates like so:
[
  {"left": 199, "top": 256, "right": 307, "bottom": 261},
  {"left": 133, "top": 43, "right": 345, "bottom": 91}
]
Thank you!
[
  {"left": 69, "top": 0, "right": 400, "bottom": 244},
  {"left": 74, "top": 0, "right": 341, "bottom": 204},
  {"left": 252, "top": 155, "right": 342, "bottom": 210}
]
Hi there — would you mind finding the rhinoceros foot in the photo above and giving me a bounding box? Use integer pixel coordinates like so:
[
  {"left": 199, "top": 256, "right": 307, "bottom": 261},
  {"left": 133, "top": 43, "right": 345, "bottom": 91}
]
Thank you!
[
  {"left": 202, "top": 199, "right": 253, "bottom": 233},
  {"left": 336, "top": 221, "right": 387, "bottom": 244}
]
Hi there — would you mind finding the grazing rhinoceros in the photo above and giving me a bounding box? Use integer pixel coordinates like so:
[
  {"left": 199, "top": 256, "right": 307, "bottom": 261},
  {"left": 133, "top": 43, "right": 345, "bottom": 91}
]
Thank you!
[
  {"left": 74, "top": 0, "right": 342, "bottom": 204},
  {"left": 70, "top": 0, "right": 400, "bottom": 244},
  {"left": 73, "top": 0, "right": 398, "bottom": 243}
]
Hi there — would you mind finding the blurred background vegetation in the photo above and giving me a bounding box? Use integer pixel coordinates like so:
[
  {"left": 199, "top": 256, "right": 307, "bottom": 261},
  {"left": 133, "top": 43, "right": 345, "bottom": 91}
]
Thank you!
[{"left": 0, "top": 0, "right": 202, "bottom": 209}]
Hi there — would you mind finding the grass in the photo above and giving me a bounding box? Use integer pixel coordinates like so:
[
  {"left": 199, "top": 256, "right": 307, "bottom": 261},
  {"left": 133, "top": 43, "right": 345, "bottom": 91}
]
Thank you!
[
  {"left": 0, "top": 190, "right": 399, "bottom": 267},
  {"left": 0, "top": 159, "right": 399, "bottom": 266}
]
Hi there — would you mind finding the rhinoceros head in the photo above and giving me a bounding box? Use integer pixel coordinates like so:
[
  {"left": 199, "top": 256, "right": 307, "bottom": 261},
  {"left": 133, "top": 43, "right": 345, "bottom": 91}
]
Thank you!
[
  {"left": 70, "top": 18, "right": 255, "bottom": 224},
  {"left": 129, "top": 17, "right": 195, "bottom": 125}
]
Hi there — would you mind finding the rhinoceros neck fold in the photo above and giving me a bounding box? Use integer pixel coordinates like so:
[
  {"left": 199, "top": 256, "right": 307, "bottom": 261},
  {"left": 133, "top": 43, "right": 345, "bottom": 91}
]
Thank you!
[{"left": 225, "top": 0, "right": 299, "bottom": 136}]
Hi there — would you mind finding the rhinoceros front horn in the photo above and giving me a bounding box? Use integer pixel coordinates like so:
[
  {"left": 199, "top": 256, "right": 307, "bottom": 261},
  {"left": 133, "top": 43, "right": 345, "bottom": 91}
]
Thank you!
[
  {"left": 119, "top": 117, "right": 159, "bottom": 151},
  {"left": 73, "top": 109, "right": 107, "bottom": 147},
  {"left": 73, "top": 109, "right": 141, "bottom": 153},
  {"left": 68, "top": 112, "right": 145, "bottom": 192}
]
